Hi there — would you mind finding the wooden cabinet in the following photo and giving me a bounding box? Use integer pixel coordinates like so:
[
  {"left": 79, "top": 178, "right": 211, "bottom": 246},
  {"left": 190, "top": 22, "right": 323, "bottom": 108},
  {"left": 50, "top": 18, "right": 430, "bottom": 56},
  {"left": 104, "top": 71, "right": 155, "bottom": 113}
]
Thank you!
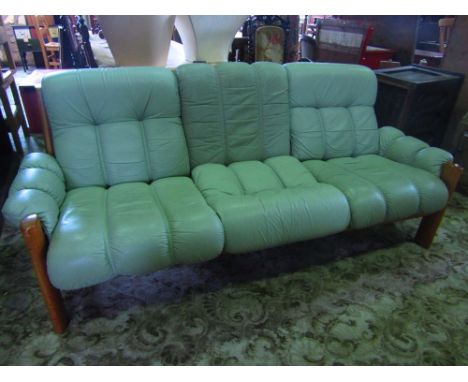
[
  {"left": 374, "top": 65, "right": 464, "bottom": 147},
  {"left": 0, "top": 115, "right": 20, "bottom": 232}
]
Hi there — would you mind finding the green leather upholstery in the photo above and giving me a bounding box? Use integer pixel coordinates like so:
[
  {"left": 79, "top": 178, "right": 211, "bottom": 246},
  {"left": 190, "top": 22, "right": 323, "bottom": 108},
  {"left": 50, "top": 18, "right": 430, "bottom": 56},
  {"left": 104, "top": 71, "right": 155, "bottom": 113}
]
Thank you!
[
  {"left": 304, "top": 155, "right": 449, "bottom": 229},
  {"left": 20, "top": 67, "right": 223, "bottom": 291},
  {"left": 2, "top": 153, "right": 65, "bottom": 236},
  {"left": 1, "top": 63, "right": 454, "bottom": 293},
  {"left": 48, "top": 178, "right": 224, "bottom": 290},
  {"left": 42, "top": 67, "right": 190, "bottom": 189},
  {"left": 379, "top": 126, "right": 453, "bottom": 176},
  {"left": 176, "top": 62, "right": 290, "bottom": 168},
  {"left": 285, "top": 63, "right": 379, "bottom": 160},
  {"left": 193, "top": 156, "right": 350, "bottom": 253}
]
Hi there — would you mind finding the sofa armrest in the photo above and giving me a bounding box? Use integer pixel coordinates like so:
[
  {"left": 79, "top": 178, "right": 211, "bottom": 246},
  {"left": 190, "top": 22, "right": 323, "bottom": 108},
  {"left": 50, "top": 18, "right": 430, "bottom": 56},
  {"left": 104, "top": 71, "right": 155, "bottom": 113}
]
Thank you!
[
  {"left": 379, "top": 126, "right": 454, "bottom": 177},
  {"left": 2, "top": 153, "right": 66, "bottom": 236}
]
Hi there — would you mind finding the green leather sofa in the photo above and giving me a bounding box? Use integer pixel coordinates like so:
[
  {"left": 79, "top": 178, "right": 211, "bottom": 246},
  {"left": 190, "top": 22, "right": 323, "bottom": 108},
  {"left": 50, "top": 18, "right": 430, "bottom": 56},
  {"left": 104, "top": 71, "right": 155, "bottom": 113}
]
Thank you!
[{"left": 1, "top": 62, "right": 461, "bottom": 332}]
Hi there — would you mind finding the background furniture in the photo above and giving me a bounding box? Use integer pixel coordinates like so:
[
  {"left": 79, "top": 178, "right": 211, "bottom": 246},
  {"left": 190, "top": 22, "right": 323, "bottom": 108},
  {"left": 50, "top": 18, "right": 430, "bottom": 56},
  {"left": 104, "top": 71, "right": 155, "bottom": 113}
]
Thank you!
[
  {"left": 57, "top": 15, "right": 97, "bottom": 69},
  {"left": 341, "top": 16, "right": 419, "bottom": 66},
  {"left": 439, "top": 16, "right": 468, "bottom": 151},
  {"left": 228, "top": 36, "right": 248, "bottom": 62},
  {"left": 243, "top": 16, "right": 291, "bottom": 63},
  {"left": 1, "top": 20, "right": 29, "bottom": 155},
  {"left": 313, "top": 18, "right": 371, "bottom": 64},
  {"left": 28, "top": 15, "right": 60, "bottom": 69},
  {"left": 255, "top": 25, "right": 285, "bottom": 63},
  {"left": 374, "top": 65, "right": 464, "bottom": 147},
  {"left": 12, "top": 26, "right": 42, "bottom": 71},
  {"left": 299, "top": 34, "right": 314, "bottom": 61},
  {"left": 455, "top": 113, "right": 468, "bottom": 194},
  {"left": 17, "top": 69, "right": 60, "bottom": 138},
  {"left": 414, "top": 17, "right": 456, "bottom": 67},
  {"left": 0, "top": 114, "right": 20, "bottom": 234},
  {"left": 360, "top": 45, "right": 394, "bottom": 69}
]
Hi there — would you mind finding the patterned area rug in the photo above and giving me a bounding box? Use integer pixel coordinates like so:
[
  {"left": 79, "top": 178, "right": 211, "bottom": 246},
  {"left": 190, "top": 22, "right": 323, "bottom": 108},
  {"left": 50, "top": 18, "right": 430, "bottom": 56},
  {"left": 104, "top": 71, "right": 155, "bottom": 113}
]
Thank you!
[{"left": 0, "top": 193, "right": 467, "bottom": 365}]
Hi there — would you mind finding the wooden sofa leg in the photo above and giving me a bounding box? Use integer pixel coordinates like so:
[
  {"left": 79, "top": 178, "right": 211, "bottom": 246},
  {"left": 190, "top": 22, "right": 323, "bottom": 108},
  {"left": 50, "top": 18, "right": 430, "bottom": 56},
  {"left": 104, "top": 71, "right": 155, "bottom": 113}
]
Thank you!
[
  {"left": 415, "top": 162, "right": 463, "bottom": 249},
  {"left": 20, "top": 215, "right": 69, "bottom": 333}
]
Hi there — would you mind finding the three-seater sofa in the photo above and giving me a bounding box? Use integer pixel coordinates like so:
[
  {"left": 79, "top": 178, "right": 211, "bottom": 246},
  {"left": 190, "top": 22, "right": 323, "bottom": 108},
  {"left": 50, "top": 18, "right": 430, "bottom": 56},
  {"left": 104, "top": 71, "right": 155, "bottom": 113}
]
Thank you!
[{"left": 2, "top": 62, "right": 462, "bottom": 332}]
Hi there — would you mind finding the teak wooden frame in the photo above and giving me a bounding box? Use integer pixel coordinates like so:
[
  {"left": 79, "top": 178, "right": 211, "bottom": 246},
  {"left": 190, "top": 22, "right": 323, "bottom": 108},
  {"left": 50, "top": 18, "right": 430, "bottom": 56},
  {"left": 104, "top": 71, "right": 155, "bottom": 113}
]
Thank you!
[
  {"left": 20, "top": 215, "right": 68, "bottom": 333},
  {"left": 415, "top": 161, "right": 463, "bottom": 248}
]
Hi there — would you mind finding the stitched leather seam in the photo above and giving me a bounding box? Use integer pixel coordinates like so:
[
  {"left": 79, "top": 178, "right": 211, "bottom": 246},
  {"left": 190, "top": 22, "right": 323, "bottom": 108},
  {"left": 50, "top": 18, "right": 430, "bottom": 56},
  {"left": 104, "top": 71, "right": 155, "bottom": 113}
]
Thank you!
[
  {"left": 78, "top": 71, "right": 108, "bottom": 186},
  {"left": 409, "top": 147, "right": 429, "bottom": 166},
  {"left": 214, "top": 67, "right": 228, "bottom": 164},
  {"left": 328, "top": 160, "right": 389, "bottom": 221},
  {"left": 20, "top": 163, "right": 64, "bottom": 182},
  {"left": 12, "top": 186, "right": 64, "bottom": 206},
  {"left": 102, "top": 190, "right": 116, "bottom": 275},
  {"left": 138, "top": 120, "right": 153, "bottom": 181},
  {"left": 264, "top": 160, "right": 287, "bottom": 190},
  {"left": 253, "top": 65, "right": 266, "bottom": 160},
  {"left": 18, "top": 167, "right": 65, "bottom": 191},
  {"left": 11, "top": 187, "right": 59, "bottom": 207},
  {"left": 124, "top": 70, "right": 153, "bottom": 181},
  {"left": 316, "top": 108, "right": 327, "bottom": 159},
  {"left": 228, "top": 165, "right": 247, "bottom": 195},
  {"left": 149, "top": 185, "right": 175, "bottom": 263},
  {"left": 392, "top": 164, "right": 424, "bottom": 213},
  {"left": 388, "top": 136, "right": 429, "bottom": 166},
  {"left": 384, "top": 135, "right": 405, "bottom": 157},
  {"left": 347, "top": 108, "right": 358, "bottom": 156}
]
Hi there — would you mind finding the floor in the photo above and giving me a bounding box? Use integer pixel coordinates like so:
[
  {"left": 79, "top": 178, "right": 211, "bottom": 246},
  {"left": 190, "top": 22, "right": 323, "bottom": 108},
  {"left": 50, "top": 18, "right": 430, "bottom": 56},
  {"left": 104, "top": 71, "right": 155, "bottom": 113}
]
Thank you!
[{"left": 0, "top": 193, "right": 467, "bottom": 365}]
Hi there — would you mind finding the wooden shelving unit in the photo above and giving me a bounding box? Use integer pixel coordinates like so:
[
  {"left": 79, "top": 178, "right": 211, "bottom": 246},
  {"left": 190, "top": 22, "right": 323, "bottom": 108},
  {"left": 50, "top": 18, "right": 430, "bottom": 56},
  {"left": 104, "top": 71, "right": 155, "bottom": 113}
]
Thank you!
[{"left": 1, "top": 17, "right": 29, "bottom": 156}]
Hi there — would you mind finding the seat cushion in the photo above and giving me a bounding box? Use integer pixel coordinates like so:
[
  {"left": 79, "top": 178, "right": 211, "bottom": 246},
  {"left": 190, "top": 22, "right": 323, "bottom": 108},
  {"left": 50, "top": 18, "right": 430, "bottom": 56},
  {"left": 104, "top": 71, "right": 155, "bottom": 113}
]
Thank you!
[
  {"left": 47, "top": 177, "right": 224, "bottom": 290},
  {"left": 303, "top": 154, "right": 449, "bottom": 229},
  {"left": 192, "top": 155, "right": 350, "bottom": 253}
]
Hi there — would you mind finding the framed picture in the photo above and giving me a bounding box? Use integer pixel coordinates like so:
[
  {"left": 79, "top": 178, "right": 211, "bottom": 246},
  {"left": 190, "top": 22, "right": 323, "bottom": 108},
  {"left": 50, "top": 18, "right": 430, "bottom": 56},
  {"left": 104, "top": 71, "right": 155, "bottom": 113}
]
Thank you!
[
  {"left": 13, "top": 26, "right": 32, "bottom": 42},
  {"left": 49, "top": 26, "right": 59, "bottom": 39}
]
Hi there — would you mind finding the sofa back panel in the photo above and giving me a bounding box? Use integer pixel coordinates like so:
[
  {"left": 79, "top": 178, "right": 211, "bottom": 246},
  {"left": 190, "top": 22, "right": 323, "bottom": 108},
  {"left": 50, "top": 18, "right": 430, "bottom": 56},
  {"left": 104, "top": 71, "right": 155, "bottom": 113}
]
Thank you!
[
  {"left": 176, "top": 62, "right": 290, "bottom": 168},
  {"left": 42, "top": 67, "right": 190, "bottom": 189},
  {"left": 285, "top": 63, "right": 379, "bottom": 160}
]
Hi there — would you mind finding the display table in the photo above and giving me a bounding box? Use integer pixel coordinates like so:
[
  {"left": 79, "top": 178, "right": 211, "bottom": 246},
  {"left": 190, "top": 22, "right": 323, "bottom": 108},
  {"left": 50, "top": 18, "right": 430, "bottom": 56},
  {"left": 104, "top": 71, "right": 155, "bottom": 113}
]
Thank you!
[
  {"left": 17, "top": 69, "right": 65, "bottom": 155},
  {"left": 374, "top": 65, "right": 464, "bottom": 146},
  {"left": 17, "top": 69, "right": 63, "bottom": 135}
]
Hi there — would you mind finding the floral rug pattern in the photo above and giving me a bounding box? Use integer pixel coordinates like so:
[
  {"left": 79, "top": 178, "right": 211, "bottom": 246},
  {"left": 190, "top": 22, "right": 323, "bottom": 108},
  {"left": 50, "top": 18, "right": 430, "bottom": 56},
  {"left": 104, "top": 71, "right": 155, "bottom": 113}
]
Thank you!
[{"left": 0, "top": 193, "right": 467, "bottom": 365}]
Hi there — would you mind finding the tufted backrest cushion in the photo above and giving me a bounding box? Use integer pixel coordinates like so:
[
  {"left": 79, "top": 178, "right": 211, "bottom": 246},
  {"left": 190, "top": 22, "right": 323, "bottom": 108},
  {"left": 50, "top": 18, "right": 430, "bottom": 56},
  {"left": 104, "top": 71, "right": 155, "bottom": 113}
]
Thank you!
[
  {"left": 285, "top": 63, "right": 379, "bottom": 160},
  {"left": 42, "top": 67, "right": 189, "bottom": 189},
  {"left": 176, "top": 62, "right": 290, "bottom": 168}
]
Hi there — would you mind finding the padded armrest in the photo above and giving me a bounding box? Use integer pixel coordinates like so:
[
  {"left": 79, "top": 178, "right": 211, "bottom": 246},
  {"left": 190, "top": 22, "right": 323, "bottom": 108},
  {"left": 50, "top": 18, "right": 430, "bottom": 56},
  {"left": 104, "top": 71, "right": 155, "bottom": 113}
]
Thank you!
[
  {"left": 379, "top": 126, "right": 453, "bottom": 177},
  {"left": 2, "top": 153, "right": 66, "bottom": 236}
]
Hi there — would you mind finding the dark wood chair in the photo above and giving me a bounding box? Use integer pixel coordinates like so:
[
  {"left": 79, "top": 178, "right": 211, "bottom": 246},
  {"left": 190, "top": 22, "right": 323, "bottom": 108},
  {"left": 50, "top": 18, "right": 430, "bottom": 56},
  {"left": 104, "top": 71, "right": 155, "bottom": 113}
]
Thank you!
[
  {"left": 0, "top": 20, "right": 29, "bottom": 155},
  {"left": 414, "top": 17, "right": 456, "bottom": 67}
]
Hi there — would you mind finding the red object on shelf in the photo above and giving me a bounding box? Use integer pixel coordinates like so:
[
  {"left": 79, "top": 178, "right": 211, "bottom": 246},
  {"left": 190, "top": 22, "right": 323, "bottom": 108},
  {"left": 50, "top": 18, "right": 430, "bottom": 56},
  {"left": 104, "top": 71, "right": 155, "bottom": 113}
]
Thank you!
[{"left": 360, "top": 46, "right": 395, "bottom": 69}]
